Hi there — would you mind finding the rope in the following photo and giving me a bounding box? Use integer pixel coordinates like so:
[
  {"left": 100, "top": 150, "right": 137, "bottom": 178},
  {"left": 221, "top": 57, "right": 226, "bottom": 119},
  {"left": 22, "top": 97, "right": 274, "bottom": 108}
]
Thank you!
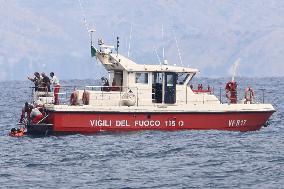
[
  {"left": 173, "top": 29, "right": 184, "bottom": 66},
  {"left": 153, "top": 46, "right": 162, "bottom": 65},
  {"left": 37, "top": 114, "right": 49, "bottom": 124}
]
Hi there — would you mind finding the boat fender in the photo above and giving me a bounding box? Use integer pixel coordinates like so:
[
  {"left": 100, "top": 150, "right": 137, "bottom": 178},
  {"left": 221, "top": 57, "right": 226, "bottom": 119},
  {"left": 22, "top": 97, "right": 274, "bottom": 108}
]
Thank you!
[
  {"left": 245, "top": 87, "right": 254, "bottom": 104},
  {"left": 122, "top": 91, "right": 136, "bottom": 106},
  {"left": 70, "top": 91, "right": 78, "bottom": 105},
  {"left": 82, "top": 90, "right": 90, "bottom": 105}
]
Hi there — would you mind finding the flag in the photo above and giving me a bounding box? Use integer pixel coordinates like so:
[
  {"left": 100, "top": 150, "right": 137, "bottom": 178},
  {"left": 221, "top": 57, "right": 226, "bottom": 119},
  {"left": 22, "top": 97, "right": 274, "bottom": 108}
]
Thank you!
[{"left": 91, "top": 46, "right": 97, "bottom": 57}]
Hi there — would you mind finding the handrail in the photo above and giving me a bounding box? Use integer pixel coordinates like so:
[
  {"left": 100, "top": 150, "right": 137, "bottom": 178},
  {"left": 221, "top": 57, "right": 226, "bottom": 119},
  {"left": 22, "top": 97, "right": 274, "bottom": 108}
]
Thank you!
[
  {"left": 29, "top": 84, "right": 269, "bottom": 107},
  {"left": 217, "top": 87, "right": 268, "bottom": 104},
  {"left": 31, "top": 85, "right": 140, "bottom": 106}
]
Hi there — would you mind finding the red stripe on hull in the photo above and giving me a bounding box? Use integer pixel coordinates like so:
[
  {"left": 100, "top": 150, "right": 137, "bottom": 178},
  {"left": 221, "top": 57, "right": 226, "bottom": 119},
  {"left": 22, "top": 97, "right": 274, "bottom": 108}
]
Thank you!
[{"left": 47, "top": 111, "right": 274, "bottom": 133}]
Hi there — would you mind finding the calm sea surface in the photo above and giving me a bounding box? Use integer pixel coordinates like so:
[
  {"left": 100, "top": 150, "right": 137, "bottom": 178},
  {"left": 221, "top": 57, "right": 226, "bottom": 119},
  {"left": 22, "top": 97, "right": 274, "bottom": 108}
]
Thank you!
[{"left": 0, "top": 78, "right": 283, "bottom": 189}]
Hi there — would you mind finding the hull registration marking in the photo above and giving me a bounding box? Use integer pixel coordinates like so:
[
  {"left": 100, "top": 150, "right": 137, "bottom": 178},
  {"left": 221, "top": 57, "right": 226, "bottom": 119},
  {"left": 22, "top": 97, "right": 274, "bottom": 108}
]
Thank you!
[{"left": 228, "top": 119, "right": 247, "bottom": 127}]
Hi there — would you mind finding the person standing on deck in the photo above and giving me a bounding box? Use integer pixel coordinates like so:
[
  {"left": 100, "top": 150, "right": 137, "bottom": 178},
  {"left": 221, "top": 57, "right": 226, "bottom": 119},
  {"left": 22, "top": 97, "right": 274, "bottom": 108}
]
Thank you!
[
  {"left": 28, "top": 72, "right": 42, "bottom": 91},
  {"left": 50, "top": 72, "right": 60, "bottom": 105},
  {"left": 41, "top": 72, "right": 51, "bottom": 92}
]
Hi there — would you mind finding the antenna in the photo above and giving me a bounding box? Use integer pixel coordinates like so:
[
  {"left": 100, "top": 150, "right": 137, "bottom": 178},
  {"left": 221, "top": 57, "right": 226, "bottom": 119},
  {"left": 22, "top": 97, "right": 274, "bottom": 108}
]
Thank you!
[
  {"left": 162, "top": 24, "right": 165, "bottom": 61},
  {"left": 89, "top": 29, "right": 96, "bottom": 46},
  {"left": 116, "top": 36, "right": 120, "bottom": 56},
  {"left": 161, "top": 24, "right": 168, "bottom": 65},
  {"left": 173, "top": 30, "right": 183, "bottom": 66},
  {"left": 232, "top": 58, "right": 240, "bottom": 81},
  {"left": 127, "top": 24, "right": 133, "bottom": 57},
  {"left": 154, "top": 47, "right": 162, "bottom": 65}
]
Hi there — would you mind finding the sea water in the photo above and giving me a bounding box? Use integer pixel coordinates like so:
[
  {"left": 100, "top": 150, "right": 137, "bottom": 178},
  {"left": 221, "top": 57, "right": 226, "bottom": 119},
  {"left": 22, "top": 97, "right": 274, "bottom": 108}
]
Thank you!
[{"left": 0, "top": 78, "right": 283, "bottom": 189}]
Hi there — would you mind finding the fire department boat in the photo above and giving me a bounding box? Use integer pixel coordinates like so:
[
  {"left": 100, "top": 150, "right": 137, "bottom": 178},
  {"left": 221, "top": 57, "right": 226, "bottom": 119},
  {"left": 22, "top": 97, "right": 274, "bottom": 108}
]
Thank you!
[{"left": 23, "top": 38, "right": 275, "bottom": 134}]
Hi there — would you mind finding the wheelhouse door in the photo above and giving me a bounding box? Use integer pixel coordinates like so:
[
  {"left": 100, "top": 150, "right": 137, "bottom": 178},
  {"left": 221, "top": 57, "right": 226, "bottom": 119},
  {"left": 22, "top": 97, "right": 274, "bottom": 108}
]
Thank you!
[
  {"left": 164, "top": 72, "right": 177, "bottom": 104},
  {"left": 152, "top": 72, "right": 163, "bottom": 103}
]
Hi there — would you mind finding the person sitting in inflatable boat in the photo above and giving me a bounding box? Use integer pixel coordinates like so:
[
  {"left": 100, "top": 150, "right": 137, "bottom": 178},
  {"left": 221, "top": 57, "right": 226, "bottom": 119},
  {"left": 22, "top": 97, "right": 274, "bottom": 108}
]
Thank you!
[{"left": 9, "top": 128, "right": 25, "bottom": 137}]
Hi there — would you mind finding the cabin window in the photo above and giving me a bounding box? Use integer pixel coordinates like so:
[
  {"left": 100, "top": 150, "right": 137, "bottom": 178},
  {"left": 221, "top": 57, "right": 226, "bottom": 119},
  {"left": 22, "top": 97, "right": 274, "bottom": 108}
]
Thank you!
[
  {"left": 135, "top": 72, "right": 148, "bottom": 84},
  {"left": 166, "top": 74, "right": 174, "bottom": 86},
  {"left": 113, "top": 71, "right": 123, "bottom": 86},
  {"left": 177, "top": 73, "right": 190, "bottom": 85}
]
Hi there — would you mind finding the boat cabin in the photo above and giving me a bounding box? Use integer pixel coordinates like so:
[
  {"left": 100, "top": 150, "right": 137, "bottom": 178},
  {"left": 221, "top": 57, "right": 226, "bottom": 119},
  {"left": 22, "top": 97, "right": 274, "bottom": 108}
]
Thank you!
[{"left": 83, "top": 44, "right": 220, "bottom": 107}]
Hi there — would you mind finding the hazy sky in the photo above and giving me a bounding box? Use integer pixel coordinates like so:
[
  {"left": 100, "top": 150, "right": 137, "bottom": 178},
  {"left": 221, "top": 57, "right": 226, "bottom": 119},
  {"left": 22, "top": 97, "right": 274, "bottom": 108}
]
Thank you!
[{"left": 0, "top": 0, "right": 284, "bottom": 80}]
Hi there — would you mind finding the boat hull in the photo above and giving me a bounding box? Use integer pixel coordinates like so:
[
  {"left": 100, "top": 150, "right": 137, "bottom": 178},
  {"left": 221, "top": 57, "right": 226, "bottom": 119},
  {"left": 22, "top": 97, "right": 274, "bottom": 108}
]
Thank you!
[
  {"left": 46, "top": 110, "right": 275, "bottom": 133},
  {"left": 26, "top": 123, "right": 53, "bottom": 135}
]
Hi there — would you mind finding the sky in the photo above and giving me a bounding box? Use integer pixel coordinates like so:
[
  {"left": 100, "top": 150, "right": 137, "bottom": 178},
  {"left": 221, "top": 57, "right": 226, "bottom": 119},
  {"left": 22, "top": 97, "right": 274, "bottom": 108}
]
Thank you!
[{"left": 0, "top": 0, "right": 284, "bottom": 81}]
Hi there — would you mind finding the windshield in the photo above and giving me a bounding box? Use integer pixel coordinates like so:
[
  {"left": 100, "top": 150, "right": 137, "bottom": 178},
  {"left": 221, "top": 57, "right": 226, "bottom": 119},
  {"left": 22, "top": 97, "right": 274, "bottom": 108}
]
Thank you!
[{"left": 177, "top": 73, "right": 189, "bottom": 85}]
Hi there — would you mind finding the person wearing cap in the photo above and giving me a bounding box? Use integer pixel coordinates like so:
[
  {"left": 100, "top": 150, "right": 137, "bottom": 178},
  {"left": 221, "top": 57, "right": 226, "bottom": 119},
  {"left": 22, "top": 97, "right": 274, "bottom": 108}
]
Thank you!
[{"left": 50, "top": 72, "right": 60, "bottom": 105}]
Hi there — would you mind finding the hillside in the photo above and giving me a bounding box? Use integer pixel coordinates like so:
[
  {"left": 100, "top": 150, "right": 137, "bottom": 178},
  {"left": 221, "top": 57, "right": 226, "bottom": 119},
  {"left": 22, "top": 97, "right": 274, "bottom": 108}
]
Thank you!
[{"left": 0, "top": 0, "right": 284, "bottom": 80}]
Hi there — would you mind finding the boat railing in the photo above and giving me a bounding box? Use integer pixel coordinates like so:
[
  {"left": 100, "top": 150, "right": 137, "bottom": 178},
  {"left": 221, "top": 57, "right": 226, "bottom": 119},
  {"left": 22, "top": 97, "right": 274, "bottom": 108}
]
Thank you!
[
  {"left": 192, "top": 89, "right": 214, "bottom": 94},
  {"left": 30, "top": 85, "right": 140, "bottom": 106},
  {"left": 29, "top": 85, "right": 269, "bottom": 106},
  {"left": 218, "top": 87, "right": 267, "bottom": 104},
  {"left": 85, "top": 85, "right": 139, "bottom": 106}
]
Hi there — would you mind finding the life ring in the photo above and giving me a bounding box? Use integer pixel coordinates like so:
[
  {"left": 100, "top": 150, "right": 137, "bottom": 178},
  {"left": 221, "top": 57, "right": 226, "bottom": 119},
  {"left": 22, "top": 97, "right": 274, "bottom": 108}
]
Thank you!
[
  {"left": 70, "top": 91, "right": 78, "bottom": 105},
  {"left": 245, "top": 87, "right": 254, "bottom": 104},
  {"left": 82, "top": 90, "right": 90, "bottom": 105}
]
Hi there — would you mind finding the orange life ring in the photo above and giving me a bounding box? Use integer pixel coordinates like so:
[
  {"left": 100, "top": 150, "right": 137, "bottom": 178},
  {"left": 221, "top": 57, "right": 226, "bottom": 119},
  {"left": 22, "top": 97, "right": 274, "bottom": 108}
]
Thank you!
[
  {"left": 82, "top": 90, "right": 90, "bottom": 105},
  {"left": 70, "top": 91, "right": 78, "bottom": 105}
]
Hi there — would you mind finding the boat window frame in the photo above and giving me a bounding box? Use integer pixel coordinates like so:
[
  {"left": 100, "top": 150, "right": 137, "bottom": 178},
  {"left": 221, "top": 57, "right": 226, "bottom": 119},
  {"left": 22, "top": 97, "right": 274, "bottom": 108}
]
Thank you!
[
  {"left": 185, "top": 72, "right": 196, "bottom": 86},
  {"left": 135, "top": 72, "right": 149, "bottom": 84},
  {"left": 177, "top": 73, "right": 190, "bottom": 85}
]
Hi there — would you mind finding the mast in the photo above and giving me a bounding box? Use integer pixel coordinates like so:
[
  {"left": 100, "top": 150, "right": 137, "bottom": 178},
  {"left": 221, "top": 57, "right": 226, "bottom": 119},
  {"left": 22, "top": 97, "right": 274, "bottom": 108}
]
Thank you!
[
  {"left": 162, "top": 24, "right": 165, "bottom": 61},
  {"left": 161, "top": 24, "right": 167, "bottom": 65},
  {"left": 127, "top": 24, "right": 133, "bottom": 57}
]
